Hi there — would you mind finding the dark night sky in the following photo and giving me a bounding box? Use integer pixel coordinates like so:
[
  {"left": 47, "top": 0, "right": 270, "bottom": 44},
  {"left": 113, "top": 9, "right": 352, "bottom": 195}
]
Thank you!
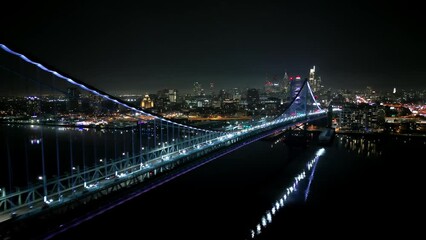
[{"left": 1, "top": 0, "right": 425, "bottom": 94}]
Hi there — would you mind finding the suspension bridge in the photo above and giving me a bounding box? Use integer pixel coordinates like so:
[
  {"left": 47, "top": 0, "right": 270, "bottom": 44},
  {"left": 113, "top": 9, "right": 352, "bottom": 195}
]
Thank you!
[{"left": 0, "top": 44, "right": 328, "bottom": 226}]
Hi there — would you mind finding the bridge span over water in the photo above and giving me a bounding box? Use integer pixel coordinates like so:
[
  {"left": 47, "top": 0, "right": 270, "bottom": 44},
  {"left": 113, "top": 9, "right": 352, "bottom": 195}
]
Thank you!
[{"left": 0, "top": 44, "right": 328, "bottom": 224}]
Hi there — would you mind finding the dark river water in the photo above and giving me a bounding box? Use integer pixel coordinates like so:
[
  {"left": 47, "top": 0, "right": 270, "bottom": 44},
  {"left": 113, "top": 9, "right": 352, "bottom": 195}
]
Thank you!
[{"left": 2, "top": 125, "right": 425, "bottom": 239}]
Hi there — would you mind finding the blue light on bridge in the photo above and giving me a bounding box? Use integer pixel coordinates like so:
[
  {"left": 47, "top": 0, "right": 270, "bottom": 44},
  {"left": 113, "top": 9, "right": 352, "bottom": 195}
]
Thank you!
[
  {"left": 0, "top": 42, "right": 330, "bottom": 226},
  {"left": 0, "top": 43, "right": 219, "bottom": 134}
]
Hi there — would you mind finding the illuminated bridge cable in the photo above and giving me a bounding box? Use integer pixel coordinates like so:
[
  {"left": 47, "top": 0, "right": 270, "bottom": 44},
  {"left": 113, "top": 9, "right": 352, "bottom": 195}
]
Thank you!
[
  {"left": 273, "top": 78, "right": 308, "bottom": 120},
  {"left": 306, "top": 81, "right": 323, "bottom": 111},
  {"left": 0, "top": 59, "right": 165, "bottom": 122},
  {"left": 0, "top": 43, "right": 220, "bottom": 134},
  {"left": 0, "top": 42, "right": 329, "bottom": 229}
]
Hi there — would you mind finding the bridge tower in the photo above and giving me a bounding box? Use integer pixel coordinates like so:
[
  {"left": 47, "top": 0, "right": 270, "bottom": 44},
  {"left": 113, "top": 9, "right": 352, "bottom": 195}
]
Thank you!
[
  {"left": 283, "top": 77, "right": 311, "bottom": 147},
  {"left": 288, "top": 76, "right": 308, "bottom": 117},
  {"left": 0, "top": 43, "right": 327, "bottom": 226}
]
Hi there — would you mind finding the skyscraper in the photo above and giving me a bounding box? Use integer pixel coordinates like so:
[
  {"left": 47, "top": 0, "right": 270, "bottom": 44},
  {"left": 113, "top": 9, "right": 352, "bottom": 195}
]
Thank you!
[
  {"left": 309, "top": 66, "right": 322, "bottom": 94},
  {"left": 66, "top": 87, "right": 81, "bottom": 112},
  {"left": 193, "top": 82, "right": 202, "bottom": 96},
  {"left": 247, "top": 88, "right": 259, "bottom": 111},
  {"left": 210, "top": 82, "right": 215, "bottom": 96},
  {"left": 141, "top": 94, "right": 154, "bottom": 109},
  {"left": 281, "top": 72, "right": 289, "bottom": 94},
  {"left": 309, "top": 66, "right": 316, "bottom": 90}
]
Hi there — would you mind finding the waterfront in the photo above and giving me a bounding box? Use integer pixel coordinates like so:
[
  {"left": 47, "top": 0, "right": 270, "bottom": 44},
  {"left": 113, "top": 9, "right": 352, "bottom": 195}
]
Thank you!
[{"left": 10, "top": 130, "right": 420, "bottom": 239}]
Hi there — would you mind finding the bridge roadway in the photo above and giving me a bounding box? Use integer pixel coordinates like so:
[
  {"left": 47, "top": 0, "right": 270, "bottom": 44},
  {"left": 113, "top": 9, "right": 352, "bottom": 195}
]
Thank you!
[{"left": 0, "top": 111, "right": 326, "bottom": 227}]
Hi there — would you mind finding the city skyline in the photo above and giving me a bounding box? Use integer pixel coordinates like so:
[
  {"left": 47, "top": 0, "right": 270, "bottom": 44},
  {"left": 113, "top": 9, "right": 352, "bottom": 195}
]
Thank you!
[
  {"left": 0, "top": 2, "right": 425, "bottom": 237},
  {"left": 1, "top": 1, "right": 425, "bottom": 95}
]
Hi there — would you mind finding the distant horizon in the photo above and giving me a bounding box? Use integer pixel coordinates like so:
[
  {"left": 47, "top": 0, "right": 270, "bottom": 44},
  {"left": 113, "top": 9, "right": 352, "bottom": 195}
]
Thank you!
[
  {"left": 0, "top": 75, "right": 423, "bottom": 98},
  {"left": 98, "top": 82, "right": 426, "bottom": 97},
  {"left": 1, "top": 41, "right": 424, "bottom": 96}
]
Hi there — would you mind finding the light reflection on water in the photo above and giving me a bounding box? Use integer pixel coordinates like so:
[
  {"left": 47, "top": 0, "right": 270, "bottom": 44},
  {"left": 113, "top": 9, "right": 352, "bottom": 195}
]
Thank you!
[
  {"left": 339, "top": 135, "right": 381, "bottom": 157},
  {"left": 247, "top": 148, "right": 325, "bottom": 239}
]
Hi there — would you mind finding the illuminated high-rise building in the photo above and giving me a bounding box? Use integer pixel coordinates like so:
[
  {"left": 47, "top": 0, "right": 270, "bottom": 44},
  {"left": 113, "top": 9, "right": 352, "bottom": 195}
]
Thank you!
[
  {"left": 193, "top": 82, "right": 202, "bottom": 96},
  {"left": 309, "top": 66, "right": 315, "bottom": 81},
  {"left": 264, "top": 74, "right": 280, "bottom": 94},
  {"left": 247, "top": 88, "right": 259, "bottom": 111},
  {"left": 167, "top": 89, "right": 177, "bottom": 103},
  {"left": 66, "top": 87, "right": 81, "bottom": 112},
  {"left": 309, "top": 66, "right": 322, "bottom": 94},
  {"left": 281, "top": 71, "right": 290, "bottom": 94},
  {"left": 232, "top": 88, "right": 241, "bottom": 100},
  {"left": 309, "top": 66, "right": 317, "bottom": 91},
  {"left": 210, "top": 82, "right": 215, "bottom": 96},
  {"left": 141, "top": 94, "right": 154, "bottom": 109}
]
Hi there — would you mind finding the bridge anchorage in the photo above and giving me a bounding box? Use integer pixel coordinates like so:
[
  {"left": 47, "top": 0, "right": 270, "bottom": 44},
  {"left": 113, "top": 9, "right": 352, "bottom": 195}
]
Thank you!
[{"left": 0, "top": 44, "right": 328, "bottom": 229}]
